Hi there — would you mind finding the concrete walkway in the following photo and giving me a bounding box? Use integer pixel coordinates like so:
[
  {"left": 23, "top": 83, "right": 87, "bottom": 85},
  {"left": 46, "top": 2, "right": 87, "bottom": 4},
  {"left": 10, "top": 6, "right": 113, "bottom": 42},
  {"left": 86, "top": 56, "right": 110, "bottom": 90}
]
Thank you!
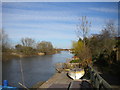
[
  {"left": 39, "top": 72, "right": 73, "bottom": 88},
  {"left": 39, "top": 71, "right": 91, "bottom": 89}
]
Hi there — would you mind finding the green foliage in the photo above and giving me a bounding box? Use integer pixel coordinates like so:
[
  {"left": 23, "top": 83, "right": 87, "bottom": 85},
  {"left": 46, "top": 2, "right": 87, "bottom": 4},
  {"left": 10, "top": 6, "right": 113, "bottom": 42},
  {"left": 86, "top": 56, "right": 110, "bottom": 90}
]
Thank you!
[
  {"left": 88, "top": 21, "right": 117, "bottom": 65},
  {"left": 72, "top": 40, "right": 92, "bottom": 66},
  {"left": 73, "top": 20, "right": 118, "bottom": 67},
  {"left": 70, "top": 59, "right": 81, "bottom": 63},
  {"left": 37, "top": 41, "right": 54, "bottom": 54},
  {"left": 14, "top": 38, "right": 37, "bottom": 55},
  {"left": 21, "top": 46, "right": 35, "bottom": 55},
  {"left": 15, "top": 44, "right": 36, "bottom": 55},
  {"left": 15, "top": 44, "right": 23, "bottom": 52},
  {"left": 72, "top": 40, "right": 84, "bottom": 55}
]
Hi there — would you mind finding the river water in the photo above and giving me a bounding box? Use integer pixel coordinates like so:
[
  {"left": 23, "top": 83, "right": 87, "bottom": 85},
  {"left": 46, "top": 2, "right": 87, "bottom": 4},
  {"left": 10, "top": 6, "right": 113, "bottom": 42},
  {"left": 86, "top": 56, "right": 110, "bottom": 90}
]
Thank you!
[{"left": 3, "top": 51, "right": 73, "bottom": 88}]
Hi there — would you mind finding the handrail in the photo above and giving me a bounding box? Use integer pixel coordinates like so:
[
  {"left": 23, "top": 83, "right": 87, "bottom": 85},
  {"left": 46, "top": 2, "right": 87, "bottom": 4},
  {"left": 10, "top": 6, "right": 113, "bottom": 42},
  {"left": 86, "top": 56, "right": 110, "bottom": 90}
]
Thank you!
[
  {"left": 55, "top": 63, "right": 112, "bottom": 89},
  {"left": 88, "top": 65, "right": 112, "bottom": 89}
]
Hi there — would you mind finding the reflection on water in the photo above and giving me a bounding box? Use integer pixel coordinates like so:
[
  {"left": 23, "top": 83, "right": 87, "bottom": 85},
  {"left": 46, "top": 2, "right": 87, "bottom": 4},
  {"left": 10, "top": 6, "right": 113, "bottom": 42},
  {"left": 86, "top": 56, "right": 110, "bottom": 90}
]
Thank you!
[{"left": 3, "top": 51, "right": 73, "bottom": 87}]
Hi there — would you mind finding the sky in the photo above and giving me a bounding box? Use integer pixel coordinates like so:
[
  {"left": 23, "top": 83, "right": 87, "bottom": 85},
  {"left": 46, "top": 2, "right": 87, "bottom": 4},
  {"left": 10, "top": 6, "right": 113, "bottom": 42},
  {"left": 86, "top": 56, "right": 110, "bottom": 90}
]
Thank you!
[{"left": 2, "top": 2, "right": 118, "bottom": 49}]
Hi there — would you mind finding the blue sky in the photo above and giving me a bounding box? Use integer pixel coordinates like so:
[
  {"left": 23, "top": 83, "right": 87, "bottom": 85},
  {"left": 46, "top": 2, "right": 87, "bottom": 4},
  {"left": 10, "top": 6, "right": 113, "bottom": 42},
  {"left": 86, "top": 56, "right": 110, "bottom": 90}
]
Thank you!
[{"left": 2, "top": 2, "right": 118, "bottom": 48}]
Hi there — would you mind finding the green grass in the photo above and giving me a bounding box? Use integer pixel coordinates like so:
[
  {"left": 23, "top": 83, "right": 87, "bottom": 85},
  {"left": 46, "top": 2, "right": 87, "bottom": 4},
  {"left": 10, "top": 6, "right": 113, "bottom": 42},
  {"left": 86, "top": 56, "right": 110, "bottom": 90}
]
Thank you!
[{"left": 70, "top": 59, "right": 81, "bottom": 63}]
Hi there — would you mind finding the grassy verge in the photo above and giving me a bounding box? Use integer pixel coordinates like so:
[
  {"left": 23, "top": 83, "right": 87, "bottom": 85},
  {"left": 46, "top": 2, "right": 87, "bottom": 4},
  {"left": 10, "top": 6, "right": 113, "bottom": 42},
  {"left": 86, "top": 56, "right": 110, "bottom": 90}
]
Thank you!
[{"left": 2, "top": 52, "right": 20, "bottom": 61}]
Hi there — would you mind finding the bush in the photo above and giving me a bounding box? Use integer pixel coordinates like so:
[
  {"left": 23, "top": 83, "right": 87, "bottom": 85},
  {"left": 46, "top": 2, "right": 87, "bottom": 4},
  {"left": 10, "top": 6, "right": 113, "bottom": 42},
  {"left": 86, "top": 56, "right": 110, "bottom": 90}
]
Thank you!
[{"left": 70, "top": 59, "right": 81, "bottom": 63}]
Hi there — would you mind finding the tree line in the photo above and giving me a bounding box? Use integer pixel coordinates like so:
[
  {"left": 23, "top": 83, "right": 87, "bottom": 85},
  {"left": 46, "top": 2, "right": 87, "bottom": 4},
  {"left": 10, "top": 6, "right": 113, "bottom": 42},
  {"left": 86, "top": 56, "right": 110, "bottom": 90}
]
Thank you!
[
  {"left": 1, "top": 31, "right": 57, "bottom": 61},
  {"left": 15, "top": 38, "right": 55, "bottom": 55},
  {"left": 72, "top": 16, "right": 119, "bottom": 71}
]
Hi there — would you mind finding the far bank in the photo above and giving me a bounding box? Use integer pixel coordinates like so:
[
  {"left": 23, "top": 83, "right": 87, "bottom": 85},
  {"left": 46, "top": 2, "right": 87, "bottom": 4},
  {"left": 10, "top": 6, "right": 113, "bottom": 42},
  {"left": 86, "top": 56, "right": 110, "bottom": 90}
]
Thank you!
[{"left": 2, "top": 49, "right": 61, "bottom": 61}]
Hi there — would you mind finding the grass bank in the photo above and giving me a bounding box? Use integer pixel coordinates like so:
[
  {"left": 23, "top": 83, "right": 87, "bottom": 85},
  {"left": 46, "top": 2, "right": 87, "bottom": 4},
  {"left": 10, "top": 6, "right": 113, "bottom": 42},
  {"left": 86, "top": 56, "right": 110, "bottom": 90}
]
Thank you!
[{"left": 2, "top": 50, "right": 60, "bottom": 61}]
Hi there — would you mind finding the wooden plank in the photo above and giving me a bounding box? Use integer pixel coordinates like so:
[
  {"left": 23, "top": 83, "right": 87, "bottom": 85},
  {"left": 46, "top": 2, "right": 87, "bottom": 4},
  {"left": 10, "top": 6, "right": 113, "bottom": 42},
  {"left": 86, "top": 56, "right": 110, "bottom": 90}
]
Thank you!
[
  {"left": 49, "top": 84, "right": 69, "bottom": 88},
  {"left": 69, "top": 81, "right": 82, "bottom": 90},
  {"left": 39, "top": 71, "right": 92, "bottom": 89},
  {"left": 69, "top": 80, "right": 93, "bottom": 90}
]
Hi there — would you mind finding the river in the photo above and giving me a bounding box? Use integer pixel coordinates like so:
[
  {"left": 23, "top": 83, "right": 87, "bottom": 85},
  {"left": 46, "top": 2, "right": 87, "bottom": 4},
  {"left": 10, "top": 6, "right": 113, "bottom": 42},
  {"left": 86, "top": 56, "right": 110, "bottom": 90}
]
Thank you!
[{"left": 2, "top": 51, "right": 73, "bottom": 88}]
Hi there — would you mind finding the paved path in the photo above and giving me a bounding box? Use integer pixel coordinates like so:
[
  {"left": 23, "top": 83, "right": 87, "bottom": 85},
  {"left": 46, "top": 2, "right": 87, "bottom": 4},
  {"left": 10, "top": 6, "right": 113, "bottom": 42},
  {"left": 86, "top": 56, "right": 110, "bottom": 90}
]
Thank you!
[
  {"left": 39, "top": 71, "right": 91, "bottom": 89},
  {"left": 39, "top": 72, "right": 73, "bottom": 88}
]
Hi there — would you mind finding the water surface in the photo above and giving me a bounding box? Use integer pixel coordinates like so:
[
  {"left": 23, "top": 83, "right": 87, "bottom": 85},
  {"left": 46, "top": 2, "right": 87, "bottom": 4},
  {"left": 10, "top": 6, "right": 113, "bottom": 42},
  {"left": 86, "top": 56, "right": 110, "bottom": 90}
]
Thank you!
[{"left": 3, "top": 51, "right": 73, "bottom": 87}]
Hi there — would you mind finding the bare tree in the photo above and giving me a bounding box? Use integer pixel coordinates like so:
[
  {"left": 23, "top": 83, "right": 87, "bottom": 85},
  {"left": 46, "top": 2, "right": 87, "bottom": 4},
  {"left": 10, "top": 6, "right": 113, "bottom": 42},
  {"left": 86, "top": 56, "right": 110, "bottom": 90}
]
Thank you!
[
  {"left": 1, "top": 30, "right": 10, "bottom": 50},
  {"left": 103, "top": 20, "right": 117, "bottom": 37},
  {"left": 76, "top": 16, "right": 91, "bottom": 46},
  {"left": 102, "top": 20, "right": 117, "bottom": 61},
  {"left": 21, "top": 37, "right": 35, "bottom": 47}
]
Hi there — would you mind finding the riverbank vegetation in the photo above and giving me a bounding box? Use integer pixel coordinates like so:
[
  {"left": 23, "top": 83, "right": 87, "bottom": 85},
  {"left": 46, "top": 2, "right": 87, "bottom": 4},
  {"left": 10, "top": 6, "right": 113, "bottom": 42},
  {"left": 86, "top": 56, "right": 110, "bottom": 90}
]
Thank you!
[
  {"left": 1, "top": 31, "right": 60, "bottom": 61},
  {"left": 71, "top": 17, "right": 120, "bottom": 77}
]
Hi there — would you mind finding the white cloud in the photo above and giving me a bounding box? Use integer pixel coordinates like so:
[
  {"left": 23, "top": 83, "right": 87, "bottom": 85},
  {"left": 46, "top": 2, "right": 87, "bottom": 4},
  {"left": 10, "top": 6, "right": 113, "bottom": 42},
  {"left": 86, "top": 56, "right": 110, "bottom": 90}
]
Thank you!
[
  {"left": 3, "top": 7, "right": 117, "bottom": 26},
  {"left": 3, "top": 7, "right": 76, "bottom": 17},
  {"left": 4, "top": 22, "right": 77, "bottom": 40},
  {"left": 2, "top": 2, "right": 118, "bottom": 48},
  {"left": 3, "top": 22, "right": 76, "bottom": 32},
  {"left": 3, "top": 13, "right": 77, "bottom": 23},
  {"left": 89, "top": 7, "right": 118, "bottom": 13},
  {"left": 7, "top": 27, "right": 76, "bottom": 40}
]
